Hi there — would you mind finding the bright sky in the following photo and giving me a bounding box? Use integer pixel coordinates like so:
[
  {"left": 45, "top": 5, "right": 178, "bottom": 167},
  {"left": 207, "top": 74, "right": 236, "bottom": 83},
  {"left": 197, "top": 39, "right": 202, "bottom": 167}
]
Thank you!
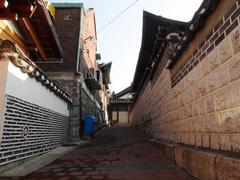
[{"left": 51, "top": 0, "right": 203, "bottom": 93}]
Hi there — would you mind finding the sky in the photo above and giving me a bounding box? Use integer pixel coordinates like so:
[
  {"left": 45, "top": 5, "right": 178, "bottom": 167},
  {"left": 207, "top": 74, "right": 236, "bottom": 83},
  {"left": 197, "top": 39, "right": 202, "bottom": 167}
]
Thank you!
[{"left": 51, "top": 0, "right": 203, "bottom": 93}]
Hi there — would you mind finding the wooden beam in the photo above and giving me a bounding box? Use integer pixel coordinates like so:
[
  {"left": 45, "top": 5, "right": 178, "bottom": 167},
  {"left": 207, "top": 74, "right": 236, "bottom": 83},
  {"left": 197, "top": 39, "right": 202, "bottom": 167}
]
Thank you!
[
  {"left": 0, "top": 0, "right": 8, "bottom": 9},
  {"left": 11, "top": 4, "right": 34, "bottom": 18},
  {"left": 33, "top": 0, "right": 63, "bottom": 58},
  {"left": 0, "top": 9, "right": 18, "bottom": 20},
  {"left": 21, "top": 18, "right": 48, "bottom": 61}
]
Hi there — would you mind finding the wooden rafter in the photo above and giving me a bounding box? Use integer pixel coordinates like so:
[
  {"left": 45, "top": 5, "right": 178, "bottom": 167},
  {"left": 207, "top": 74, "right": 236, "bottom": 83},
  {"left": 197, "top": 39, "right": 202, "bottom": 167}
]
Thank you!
[
  {"left": 20, "top": 18, "right": 48, "bottom": 61},
  {"left": 0, "top": 0, "right": 8, "bottom": 9},
  {"left": 0, "top": 9, "right": 18, "bottom": 20},
  {"left": 0, "top": 0, "right": 63, "bottom": 60},
  {"left": 10, "top": 2, "right": 35, "bottom": 18}
]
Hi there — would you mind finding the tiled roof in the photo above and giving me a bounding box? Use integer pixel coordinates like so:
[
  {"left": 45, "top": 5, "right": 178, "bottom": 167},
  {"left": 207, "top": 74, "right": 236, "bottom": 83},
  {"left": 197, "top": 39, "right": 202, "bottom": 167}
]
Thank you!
[
  {"left": 131, "top": 0, "right": 221, "bottom": 99},
  {"left": 110, "top": 86, "right": 133, "bottom": 104},
  {"left": 168, "top": 0, "right": 220, "bottom": 68}
]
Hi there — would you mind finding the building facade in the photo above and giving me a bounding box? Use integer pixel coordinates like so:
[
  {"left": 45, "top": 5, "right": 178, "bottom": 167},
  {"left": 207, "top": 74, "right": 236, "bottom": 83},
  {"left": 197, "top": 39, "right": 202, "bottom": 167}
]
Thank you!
[
  {"left": 130, "top": 0, "right": 240, "bottom": 178},
  {"left": 0, "top": 0, "right": 110, "bottom": 169},
  {"left": 38, "top": 3, "right": 110, "bottom": 141}
]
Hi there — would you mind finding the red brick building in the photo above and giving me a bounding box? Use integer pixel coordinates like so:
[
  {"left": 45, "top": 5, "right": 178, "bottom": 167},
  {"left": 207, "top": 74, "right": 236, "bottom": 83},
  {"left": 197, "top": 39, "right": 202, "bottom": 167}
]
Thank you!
[
  {"left": 38, "top": 3, "right": 110, "bottom": 140},
  {"left": 130, "top": 0, "right": 240, "bottom": 178}
]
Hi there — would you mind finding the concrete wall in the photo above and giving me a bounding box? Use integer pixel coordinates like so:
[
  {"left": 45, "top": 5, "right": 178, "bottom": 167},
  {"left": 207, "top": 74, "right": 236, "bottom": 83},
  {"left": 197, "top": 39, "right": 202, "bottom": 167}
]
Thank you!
[
  {"left": 81, "top": 8, "right": 97, "bottom": 73},
  {"left": 130, "top": 0, "right": 240, "bottom": 153}
]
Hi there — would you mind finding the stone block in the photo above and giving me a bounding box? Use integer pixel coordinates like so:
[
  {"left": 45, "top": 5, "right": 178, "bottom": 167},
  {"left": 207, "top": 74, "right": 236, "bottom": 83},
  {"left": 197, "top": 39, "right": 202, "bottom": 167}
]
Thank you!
[
  {"left": 206, "top": 94, "right": 215, "bottom": 113},
  {"left": 199, "top": 97, "right": 206, "bottom": 115},
  {"left": 194, "top": 63, "right": 203, "bottom": 82},
  {"left": 220, "top": 135, "right": 231, "bottom": 151},
  {"left": 201, "top": 57, "right": 210, "bottom": 77},
  {"left": 216, "top": 155, "right": 240, "bottom": 180},
  {"left": 199, "top": 113, "right": 219, "bottom": 133},
  {"left": 207, "top": 70, "right": 218, "bottom": 92},
  {"left": 218, "top": 110, "right": 235, "bottom": 133},
  {"left": 202, "top": 133, "right": 210, "bottom": 148},
  {"left": 183, "top": 103, "right": 193, "bottom": 119},
  {"left": 191, "top": 118, "right": 198, "bottom": 133},
  {"left": 215, "top": 88, "right": 226, "bottom": 111},
  {"left": 182, "top": 149, "right": 217, "bottom": 179},
  {"left": 210, "top": 134, "right": 220, "bottom": 150},
  {"left": 178, "top": 106, "right": 185, "bottom": 121},
  {"left": 196, "top": 133, "right": 202, "bottom": 147},
  {"left": 209, "top": 112, "right": 220, "bottom": 133},
  {"left": 185, "top": 75, "right": 194, "bottom": 90},
  {"left": 175, "top": 147, "right": 184, "bottom": 168},
  {"left": 231, "top": 81, "right": 240, "bottom": 108},
  {"left": 188, "top": 87, "right": 195, "bottom": 102},
  {"left": 229, "top": 53, "right": 240, "bottom": 82},
  {"left": 231, "top": 135, "right": 240, "bottom": 152},
  {"left": 178, "top": 78, "right": 186, "bottom": 94},
  {"left": 208, "top": 47, "right": 219, "bottom": 71},
  {"left": 199, "top": 78, "right": 208, "bottom": 96},
  {"left": 217, "top": 63, "right": 229, "bottom": 88},
  {"left": 218, "top": 37, "right": 233, "bottom": 64},
  {"left": 230, "top": 28, "right": 240, "bottom": 54},
  {"left": 234, "top": 108, "right": 240, "bottom": 132},
  {"left": 194, "top": 84, "right": 201, "bottom": 99},
  {"left": 198, "top": 115, "right": 210, "bottom": 133},
  {"left": 192, "top": 101, "right": 199, "bottom": 117},
  {"left": 189, "top": 134, "right": 196, "bottom": 146}
]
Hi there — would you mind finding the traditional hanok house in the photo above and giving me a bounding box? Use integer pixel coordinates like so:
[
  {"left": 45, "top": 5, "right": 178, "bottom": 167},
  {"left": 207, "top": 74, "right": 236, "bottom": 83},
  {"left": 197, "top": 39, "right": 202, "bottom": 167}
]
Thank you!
[
  {"left": 130, "top": 0, "right": 240, "bottom": 178},
  {"left": 0, "top": 0, "right": 71, "bottom": 168},
  {"left": 109, "top": 86, "right": 133, "bottom": 124},
  {"left": 37, "top": 4, "right": 110, "bottom": 139}
]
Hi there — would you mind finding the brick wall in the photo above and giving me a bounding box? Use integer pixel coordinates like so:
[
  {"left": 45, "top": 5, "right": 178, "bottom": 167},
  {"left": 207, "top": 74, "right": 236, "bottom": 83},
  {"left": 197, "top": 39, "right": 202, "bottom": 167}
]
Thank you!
[
  {"left": 130, "top": 0, "right": 240, "bottom": 153},
  {"left": 0, "top": 95, "right": 69, "bottom": 166},
  {"left": 38, "top": 8, "right": 81, "bottom": 72}
]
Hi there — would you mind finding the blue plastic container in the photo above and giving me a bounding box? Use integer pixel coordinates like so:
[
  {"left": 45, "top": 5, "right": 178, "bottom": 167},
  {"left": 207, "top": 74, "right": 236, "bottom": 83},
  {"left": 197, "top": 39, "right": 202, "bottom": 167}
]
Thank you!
[{"left": 84, "top": 115, "right": 96, "bottom": 133}]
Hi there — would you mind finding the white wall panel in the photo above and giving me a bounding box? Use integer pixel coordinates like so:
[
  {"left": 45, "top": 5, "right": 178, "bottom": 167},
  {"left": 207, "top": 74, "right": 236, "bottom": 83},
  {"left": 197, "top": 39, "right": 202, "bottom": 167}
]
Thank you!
[{"left": 5, "top": 62, "right": 69, "bottom": 116}]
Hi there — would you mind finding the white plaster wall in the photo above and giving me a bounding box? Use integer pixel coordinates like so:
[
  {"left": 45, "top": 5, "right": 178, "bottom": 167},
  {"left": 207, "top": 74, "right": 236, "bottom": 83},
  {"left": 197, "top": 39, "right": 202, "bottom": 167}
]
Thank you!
[
  {"left": 0, "top": 58, "right": 9, "bottom": 142},
  {"left": 5, "top": 61, "right": 69, "bottom": 116}
]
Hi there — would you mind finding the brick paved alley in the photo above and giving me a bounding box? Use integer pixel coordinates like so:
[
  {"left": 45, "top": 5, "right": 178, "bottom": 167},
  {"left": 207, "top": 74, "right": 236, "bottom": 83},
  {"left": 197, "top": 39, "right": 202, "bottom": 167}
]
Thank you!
[{"left": 26, "top": 123, "right": 192, "bottom": 180}]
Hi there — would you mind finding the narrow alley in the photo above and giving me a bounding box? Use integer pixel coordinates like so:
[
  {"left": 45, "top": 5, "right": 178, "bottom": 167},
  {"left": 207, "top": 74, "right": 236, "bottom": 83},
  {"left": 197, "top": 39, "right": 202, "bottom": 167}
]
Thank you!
[
  {"left": 26, "top": 124, "right": 191, "bottom": 180},
  {"left": 1, "top": 0, "right": 240, "bottom": 179}
]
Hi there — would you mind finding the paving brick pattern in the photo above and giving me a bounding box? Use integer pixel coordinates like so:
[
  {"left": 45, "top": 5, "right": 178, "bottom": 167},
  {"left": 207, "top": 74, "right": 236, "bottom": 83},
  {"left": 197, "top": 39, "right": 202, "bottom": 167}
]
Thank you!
[{"left": 26, "top": 124, "right": 191, "bottom": 180}]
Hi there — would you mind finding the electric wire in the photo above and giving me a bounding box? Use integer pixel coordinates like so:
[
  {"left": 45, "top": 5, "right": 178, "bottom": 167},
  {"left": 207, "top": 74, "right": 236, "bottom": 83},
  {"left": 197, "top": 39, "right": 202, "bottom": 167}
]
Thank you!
[{"left": 97, "top": 0, "right": 140, "bottom": 33}]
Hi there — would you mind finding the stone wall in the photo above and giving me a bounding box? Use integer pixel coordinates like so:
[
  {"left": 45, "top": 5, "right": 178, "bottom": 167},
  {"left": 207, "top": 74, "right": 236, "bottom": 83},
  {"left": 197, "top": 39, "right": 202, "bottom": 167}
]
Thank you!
[
  {"left": 130, "top": 0, "right": 240, "bottom": 153},
  {"left": 53, "top": 79, "right": 81, "bottom": 141}
]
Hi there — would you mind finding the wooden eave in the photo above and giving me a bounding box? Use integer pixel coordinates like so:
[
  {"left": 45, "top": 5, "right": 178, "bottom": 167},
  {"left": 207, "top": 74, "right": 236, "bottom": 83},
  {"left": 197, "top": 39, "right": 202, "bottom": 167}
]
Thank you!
[
  {"left": 0, "top": 0, "right": 63, "bottom": 61},
  {"left": 132, "top": 11, "right": 186, "bottom": 94},
  {"left": 30, "top": 0, "right": 63, "bottom": 59},
  {"left": 168, "top": 0, "right": 220, "bottom": 68},
  {"left": 112, "top": 86, "right": 131, "bottom": 99}
]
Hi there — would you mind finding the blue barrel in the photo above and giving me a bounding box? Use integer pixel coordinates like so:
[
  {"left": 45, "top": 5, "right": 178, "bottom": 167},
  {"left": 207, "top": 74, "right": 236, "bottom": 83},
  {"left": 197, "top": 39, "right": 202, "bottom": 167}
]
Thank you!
[{"left": 84, "top": 115, "right": 96, "bottom": 133}]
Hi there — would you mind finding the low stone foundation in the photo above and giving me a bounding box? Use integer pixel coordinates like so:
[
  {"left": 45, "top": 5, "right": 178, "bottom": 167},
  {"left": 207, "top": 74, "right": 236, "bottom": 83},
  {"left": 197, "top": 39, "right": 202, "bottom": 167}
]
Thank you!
[{"left": 152, "top": 140, "right": 240, "bottom": 179}]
